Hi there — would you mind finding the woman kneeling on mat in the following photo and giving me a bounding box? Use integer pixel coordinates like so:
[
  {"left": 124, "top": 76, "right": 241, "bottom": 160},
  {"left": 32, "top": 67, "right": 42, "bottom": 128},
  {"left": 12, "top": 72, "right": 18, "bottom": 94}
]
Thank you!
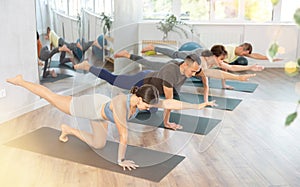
[{"left": 6, "top": 75, "right": 215, "bottom": 170}]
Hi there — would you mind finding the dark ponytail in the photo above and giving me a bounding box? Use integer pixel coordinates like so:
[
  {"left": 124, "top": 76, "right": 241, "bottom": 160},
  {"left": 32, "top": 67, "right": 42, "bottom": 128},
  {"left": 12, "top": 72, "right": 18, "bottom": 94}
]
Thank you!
[
  {"left": 130, "top": 86, "right": 139, "bottom": 94},
  {"left": 130, "top": 84, "right": 159, "bottom": 104}
]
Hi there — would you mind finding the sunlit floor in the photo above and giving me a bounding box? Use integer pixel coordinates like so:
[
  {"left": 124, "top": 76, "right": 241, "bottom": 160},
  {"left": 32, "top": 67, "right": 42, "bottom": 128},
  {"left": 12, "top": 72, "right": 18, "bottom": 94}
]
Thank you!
[{"left": 1, "top": 57, "right": 300, "bottom": 186}]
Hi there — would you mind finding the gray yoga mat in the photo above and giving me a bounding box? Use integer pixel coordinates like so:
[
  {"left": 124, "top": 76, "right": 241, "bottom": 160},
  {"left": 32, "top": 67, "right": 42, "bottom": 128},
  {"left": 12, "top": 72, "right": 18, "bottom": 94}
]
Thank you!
[
  {"left": 130, "top": 111, "right": 221, "bottom": 135},
  {"left": 5, "top": 127, "right": 185, "bottom": 182},
  {"left": 40, "top": 73, "right": 73, "bottom": 83},
  {"left": 49, "top": 60, "right": 74, "bottom": 70},
  {"left": 185, "top": 77, "right": 258, "bottom": 93},
  {"left": 172, "top": 92, "right": 242, "bottom": 111}
]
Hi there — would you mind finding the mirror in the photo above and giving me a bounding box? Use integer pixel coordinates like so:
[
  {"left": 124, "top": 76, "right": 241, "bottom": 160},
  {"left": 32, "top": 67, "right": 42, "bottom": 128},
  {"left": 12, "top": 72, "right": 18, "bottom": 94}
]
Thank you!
[{"left": 35, "top": 0, "right": 114, "bottom": 93}]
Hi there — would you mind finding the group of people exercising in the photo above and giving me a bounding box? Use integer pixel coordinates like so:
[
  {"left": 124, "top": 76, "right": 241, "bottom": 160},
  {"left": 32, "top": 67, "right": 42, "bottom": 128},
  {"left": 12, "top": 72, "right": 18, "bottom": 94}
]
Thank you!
[{"left": 8, "top": 33, "right": 282, "bottom": 170}]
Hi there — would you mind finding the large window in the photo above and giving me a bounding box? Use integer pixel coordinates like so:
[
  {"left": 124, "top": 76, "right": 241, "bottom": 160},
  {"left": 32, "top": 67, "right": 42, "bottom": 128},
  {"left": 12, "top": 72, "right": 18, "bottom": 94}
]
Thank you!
[
  {"left": 280, "top": 0, "right": 300, "bottom": 22},
  {"left": 143, "top": 0, "right": 172, "bottom": 19},
  {"left": 143, "top": 0, "right": 295, "bottom": 23},
  {"left": 52, "top": 0, "right": 114, "bottom": 17}
]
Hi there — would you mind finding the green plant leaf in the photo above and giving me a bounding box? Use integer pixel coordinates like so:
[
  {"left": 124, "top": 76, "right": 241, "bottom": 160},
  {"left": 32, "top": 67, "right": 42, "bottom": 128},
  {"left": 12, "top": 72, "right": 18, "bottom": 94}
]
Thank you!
[
  {"left": 297, "top": 58, "right": 300, "bottom": 67},
  {"left": 294, "top": 8, "right": 300, "bottom": 26},
  {"left": 268, "top": 42, "right": 279, "bottom": 59},
  {"left": 285, "top": 112, "right": 297, "bottom": 126},
  {"left": 271, "top": 0, "right": 280, "bottom": 6}
]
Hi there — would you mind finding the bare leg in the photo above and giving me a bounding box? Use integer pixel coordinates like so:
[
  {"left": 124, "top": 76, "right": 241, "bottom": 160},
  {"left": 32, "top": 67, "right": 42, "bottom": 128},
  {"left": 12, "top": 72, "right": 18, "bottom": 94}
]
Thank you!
[
  {"left": 74, "top": 60, "right": 91, "bottom": 71},
  {"left": 114, "top": 50, "right": 130, "bottom": 59},
  {"left": 6, "top": 75, "right": 71, "bottom": 114},
  {"left": 59, "top": 120, "right": 108, "bottom": 149},
  {"left": 92, "top": 39, "right": 102, "bottom": 49}
]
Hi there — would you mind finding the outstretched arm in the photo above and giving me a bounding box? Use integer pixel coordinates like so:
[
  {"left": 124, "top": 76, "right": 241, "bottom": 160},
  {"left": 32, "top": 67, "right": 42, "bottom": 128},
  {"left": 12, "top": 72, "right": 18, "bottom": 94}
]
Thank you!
[
  {"left": 219, "top": 62, "right": 264, "bottom": 72},
  {"left": 153, "top": 99, "right": 216, "bottom": 110},
  {"left": 246, "top": 53, "right": 283, "bottom": 62},
  {"left": 203, "top": 69, "right": 256, "bottom": 81}
]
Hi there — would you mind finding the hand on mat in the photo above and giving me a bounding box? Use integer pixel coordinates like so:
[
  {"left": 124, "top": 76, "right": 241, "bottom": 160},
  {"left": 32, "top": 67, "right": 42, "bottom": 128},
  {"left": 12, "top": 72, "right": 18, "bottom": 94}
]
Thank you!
[
  {"left": 164, "top": 122, "right": 183, "bottom": 130},
  {"left": 118, "top": 160, "right": 139, "bottom": 171},
  {"left": 205, "top": 100, "right": 217, "bottom": 107}
]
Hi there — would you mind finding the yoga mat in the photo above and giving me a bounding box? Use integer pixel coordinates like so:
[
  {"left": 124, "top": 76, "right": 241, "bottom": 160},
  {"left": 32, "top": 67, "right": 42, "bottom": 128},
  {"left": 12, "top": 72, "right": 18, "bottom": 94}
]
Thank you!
[
  {"left": 172, "top": 92, "right": 242, "bottom": 111},
  {"left": 49, "top": 60, "right": 74, "bottom": 70},
  {"left": 185, "top": 77, "right": 258, "bottom": 93},
  {"left": 5, "top": 127, "right": 184, "bottom": 182},
  {"left": 40, "top": 73, "right": 73, "bottom": 83},
  {"left": 130, "top": 111, "right": 221, "bottom": 135}
]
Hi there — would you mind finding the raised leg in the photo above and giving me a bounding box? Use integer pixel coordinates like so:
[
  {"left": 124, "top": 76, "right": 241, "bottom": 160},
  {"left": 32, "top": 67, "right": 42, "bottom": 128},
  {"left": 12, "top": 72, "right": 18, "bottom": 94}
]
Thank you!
[{"left": 6, "top": 75, "right": 72, "bottom": 114}]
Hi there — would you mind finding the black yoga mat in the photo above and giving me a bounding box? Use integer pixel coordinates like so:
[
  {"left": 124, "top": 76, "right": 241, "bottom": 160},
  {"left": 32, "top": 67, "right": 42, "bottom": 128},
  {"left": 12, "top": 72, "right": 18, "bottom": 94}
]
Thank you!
[
  {"left": 130, "top": 111, "right": 221, "bottom": 135},
  {"left": 171, "top": 92, "right": 242, "bottom": 111},
  {"left": 49, "top": 60, "right": 75, "bottom": 70},
  {"left": 185, "top": 77, "right": 258, "bottom": 93},
  {"left": 5, "top": 127, "right": 184, "bottom": 182},
  {"left": 40, "top": 73, "right": 73, "bottom": 83}
]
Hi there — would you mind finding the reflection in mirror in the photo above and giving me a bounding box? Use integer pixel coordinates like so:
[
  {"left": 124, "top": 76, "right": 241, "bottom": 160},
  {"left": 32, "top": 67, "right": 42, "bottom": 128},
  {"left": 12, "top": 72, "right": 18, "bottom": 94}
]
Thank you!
[{"left": 35, "top": 0, "right": 114, "bottom": 94}]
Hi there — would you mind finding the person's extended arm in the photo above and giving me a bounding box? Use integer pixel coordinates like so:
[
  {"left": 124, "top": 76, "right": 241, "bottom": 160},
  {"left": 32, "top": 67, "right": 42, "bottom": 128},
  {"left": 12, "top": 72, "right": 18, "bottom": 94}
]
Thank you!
[
  {"left": 203, "top": 69, "right": 256, "bottom": 81},
  {"left": 219, "top": 62, "right": 264, "bottom": 72},
  {"left": 153, "top": 99, "right": 216, "bottom": 110},
  {"left": 112, "top": 95, "right": 139, "bottom": 171},
  {"left": 246, "top": 53, "right": 283, "bottom": 62}
]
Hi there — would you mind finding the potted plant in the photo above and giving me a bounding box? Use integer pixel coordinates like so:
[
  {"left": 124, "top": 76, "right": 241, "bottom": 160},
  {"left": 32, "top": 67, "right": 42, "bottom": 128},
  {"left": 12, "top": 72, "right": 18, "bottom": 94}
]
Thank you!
[
  {"left": 157, "top": 14, "right": 193, "bottom": 40},
  {"left": 100, "top": 13, "right": 112, "bottom": 36}
]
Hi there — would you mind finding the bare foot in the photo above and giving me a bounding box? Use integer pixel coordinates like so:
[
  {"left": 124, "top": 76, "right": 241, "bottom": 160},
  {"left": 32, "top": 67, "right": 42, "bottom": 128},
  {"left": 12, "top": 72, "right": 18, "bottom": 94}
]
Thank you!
[
  {"left": 76, "top": 42, "right": 83, "bottom": 51},
  {"left": 51, "top": 70, "right": 57, "bottom": 78},
  {"left": 164, "top": 122, "right": 183, "bottom": 130},
  {"left": 114, "top": 50, "right": 130, "bottom": 59},
  {"left": 74, "top": 60, "right": 90, "bottom": 71},
  {"left": 141, "top": 44, "right": 155, "bottom": 53},
  {"left": 59, "top": 124, "right": 70, "bottom": 143},
  {"left": 6, "top": 75, "right": 23, "bottom": 85},
  {"left": 60, "top": 45, "right": 72, "bottom": 54},
  {"left": 92, "top": 40, "right": 102, "bottom": 49}
]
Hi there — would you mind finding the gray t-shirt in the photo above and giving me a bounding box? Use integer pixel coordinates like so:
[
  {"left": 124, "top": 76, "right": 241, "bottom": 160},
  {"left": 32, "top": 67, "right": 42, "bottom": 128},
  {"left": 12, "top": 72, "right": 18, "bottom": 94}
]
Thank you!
[{"left": 144, "top": 61, "right": 187, "bottom": 95}]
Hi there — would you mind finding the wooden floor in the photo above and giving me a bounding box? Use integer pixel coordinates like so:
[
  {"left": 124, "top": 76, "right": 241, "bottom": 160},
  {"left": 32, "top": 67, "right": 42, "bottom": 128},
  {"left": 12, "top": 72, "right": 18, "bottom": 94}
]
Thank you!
[{"left": 1, "top": 67, "right": 300, "bottom": 187}]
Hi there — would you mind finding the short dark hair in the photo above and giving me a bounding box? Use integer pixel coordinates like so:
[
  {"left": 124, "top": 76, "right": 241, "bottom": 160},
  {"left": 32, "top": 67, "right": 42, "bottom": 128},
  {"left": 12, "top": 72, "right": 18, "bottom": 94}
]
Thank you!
[
  {"left": 240, "top": 43, "right": 253, "bottom": 54},
  {"left": 185, "top": 54, "right": 201, "bottom": 65},
  {"left": 130, "top": 84, "right": 159, "bottom": 104},
  {"left": 210, "top": 45, "right": 228, "bottom": 57},
  {"left": 201, "top": 49, "right": 214, "bottom": 57}
]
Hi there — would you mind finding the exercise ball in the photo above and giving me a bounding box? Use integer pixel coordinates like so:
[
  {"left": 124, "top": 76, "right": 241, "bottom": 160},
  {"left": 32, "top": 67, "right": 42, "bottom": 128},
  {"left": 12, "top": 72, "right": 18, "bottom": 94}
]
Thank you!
[
  {"left": 179, "top": 42, "right": 202, "bottom": 51},
  {"left": 92, "top": 35, "right": 108, "bottom": 61}
]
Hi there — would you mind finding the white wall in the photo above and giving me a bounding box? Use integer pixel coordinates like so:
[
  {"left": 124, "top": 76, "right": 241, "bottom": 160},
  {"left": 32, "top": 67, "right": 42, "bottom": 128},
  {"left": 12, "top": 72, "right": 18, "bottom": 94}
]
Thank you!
[
  {"left": 0, "top": 0, "right": 40, "bottom": 124},
  {"left": 112, "top": 0, "right": 143, "bottom": 73},
  {"left": 36, "top": 0, "right": 50, "bottom": 34}
]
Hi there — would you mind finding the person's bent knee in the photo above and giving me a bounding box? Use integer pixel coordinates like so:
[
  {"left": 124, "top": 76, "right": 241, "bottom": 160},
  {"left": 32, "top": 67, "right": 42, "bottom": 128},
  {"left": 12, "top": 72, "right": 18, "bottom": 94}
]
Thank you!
[{"left": 91, "top": 140, "right": 106, "bottom": 149}]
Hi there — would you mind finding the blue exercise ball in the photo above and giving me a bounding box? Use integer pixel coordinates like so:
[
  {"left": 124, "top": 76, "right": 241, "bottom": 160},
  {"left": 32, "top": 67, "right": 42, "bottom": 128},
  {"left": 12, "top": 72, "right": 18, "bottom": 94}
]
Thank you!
[
  {"left": 179, "top": 42, "right": 202, "bottom": 51},
  {"left": 92, "top": 35, "right": 108, "bottom": 61}
]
